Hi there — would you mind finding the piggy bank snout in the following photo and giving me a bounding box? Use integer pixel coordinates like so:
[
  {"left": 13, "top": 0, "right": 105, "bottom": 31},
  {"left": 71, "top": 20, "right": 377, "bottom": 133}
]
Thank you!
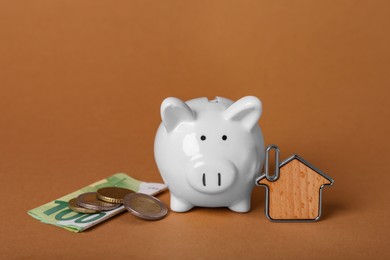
[{"left": 186, "top": 159, "right": 237, "bottom": 194}]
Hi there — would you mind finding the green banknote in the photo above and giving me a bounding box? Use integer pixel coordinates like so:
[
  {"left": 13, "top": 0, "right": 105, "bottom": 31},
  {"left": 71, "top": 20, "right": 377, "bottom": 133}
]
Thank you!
[{"left": 28, "top": 173, "right": 167, "bottom": 232}]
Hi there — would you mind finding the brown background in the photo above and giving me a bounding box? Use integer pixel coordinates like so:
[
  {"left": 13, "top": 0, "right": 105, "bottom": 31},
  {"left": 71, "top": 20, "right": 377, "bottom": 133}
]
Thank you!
[{"left": 1, "top": 0, "right": 389, "bottom": 259}]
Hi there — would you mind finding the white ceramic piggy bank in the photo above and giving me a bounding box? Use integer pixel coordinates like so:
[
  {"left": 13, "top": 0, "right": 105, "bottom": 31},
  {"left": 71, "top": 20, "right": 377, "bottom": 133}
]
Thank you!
[{"left": 154, "top": 96, "right": 265, "bottom": 212}]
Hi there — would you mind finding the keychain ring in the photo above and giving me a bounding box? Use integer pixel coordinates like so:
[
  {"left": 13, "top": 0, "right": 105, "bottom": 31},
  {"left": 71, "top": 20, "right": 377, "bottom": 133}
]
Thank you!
[{"left": 264, "top": 144, "right": 280, "bottom": 181}]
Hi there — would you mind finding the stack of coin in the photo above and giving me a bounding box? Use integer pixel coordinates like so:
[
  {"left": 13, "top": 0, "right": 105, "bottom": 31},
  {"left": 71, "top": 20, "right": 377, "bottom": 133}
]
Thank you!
[
  {"left": 97, "top": 187, "right": 133, "bottom": 204},
  {"left": 76, "top": 192, "right": 121, "bottom": 211},
  {"left": 68, "top": 187, "right": 134, "bottom": 213},
  {"left": 67, "top": 187, "right": 169, "bottom": 221},
  {"left": 68, "top": 198, "right": 100, "bottom": 214}
]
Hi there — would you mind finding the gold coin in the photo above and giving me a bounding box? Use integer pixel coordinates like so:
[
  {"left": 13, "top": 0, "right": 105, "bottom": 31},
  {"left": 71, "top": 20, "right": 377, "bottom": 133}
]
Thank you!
[
  {"left": 123, "top": 193, "right": 168, "bottom": 221},
  {"left": 97, "top": 187, "right": 134, "bottom": 204},
  {"left": 77, "top": 192, "right": 121, "bottom": 211},
  {"left": 68, "top": 198, "right": 100, "bottom": 214}
]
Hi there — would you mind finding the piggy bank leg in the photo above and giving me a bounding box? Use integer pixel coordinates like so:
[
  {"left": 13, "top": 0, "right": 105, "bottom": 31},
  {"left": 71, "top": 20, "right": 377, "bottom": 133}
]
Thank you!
[
  {"left": 228, "top": 197, "right": 251, "bottom": 213},
  {"left": 170, "top": 194, "right": 193, "bottom": 212}
]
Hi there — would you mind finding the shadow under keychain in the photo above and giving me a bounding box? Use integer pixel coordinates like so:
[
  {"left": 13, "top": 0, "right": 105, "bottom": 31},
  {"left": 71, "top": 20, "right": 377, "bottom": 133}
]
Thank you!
[{"left": 256, "top": 145, "right": 334, "bottom": 222}]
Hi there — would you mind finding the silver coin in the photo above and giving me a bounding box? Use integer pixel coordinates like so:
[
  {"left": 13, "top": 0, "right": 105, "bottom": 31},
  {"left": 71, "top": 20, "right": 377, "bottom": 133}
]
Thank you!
[
  {"left": 76, "top": 192, "right": 121, "bottom": 211},
  {"left": 68, "top": 198, "right": 100, "bottom": 214},
  {"left": 123, "top": 193, "right": 168, "bottom": 221}
]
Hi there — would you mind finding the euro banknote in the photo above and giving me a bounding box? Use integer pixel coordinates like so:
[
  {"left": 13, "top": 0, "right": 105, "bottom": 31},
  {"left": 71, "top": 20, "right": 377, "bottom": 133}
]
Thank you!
[{"left": 28, "top": 173, "right": 167, "bottom": 232}]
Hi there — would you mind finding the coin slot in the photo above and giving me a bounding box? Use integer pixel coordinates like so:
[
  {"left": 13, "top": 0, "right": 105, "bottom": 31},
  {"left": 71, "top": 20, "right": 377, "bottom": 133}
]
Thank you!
[
  {"left": 218, "top": 173, "right": 221, "bottom": 186},
  {"left": 202, "top": 173, "right": 206, "bottom": 186}
]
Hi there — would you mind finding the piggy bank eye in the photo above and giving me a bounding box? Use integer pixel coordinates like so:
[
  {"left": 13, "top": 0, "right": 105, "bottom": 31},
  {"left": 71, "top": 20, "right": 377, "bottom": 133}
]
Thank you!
[
  {"left": 200, "top": 135, "right": 206, "bottom": 141},
  {"left": 222, "top": 135, "right": 227, "bottom": 141}
]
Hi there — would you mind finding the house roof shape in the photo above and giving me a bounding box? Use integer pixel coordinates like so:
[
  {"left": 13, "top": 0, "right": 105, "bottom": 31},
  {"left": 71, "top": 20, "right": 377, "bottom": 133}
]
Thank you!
[{"left": 257, "top": 154, "right": 334, "bottom": 184}]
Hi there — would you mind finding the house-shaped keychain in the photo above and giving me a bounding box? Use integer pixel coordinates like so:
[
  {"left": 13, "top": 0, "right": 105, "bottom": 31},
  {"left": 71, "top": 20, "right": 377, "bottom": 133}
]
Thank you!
[{"left": 256, "top": 145, "right": 334, "bottom": 222}]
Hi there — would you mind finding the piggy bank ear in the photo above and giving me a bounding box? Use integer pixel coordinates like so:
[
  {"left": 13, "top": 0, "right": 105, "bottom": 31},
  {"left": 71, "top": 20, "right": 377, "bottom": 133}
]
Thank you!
[
  {"left": 223, "top": 96, "right": 262, "bottom": 130},
  {"left": 161, "top": 97, "right": 195, "bottom": 132}
]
